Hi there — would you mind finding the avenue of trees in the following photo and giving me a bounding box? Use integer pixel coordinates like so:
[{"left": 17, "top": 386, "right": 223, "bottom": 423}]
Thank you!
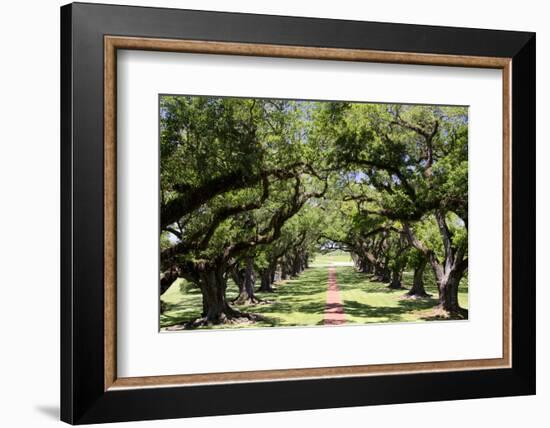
[{"left": 160, "top": 95, "right": 468, "bottom": 326}]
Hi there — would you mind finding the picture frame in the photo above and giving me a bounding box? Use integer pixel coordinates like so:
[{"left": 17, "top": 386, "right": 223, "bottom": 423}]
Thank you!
[{"left": 60, "top": 2, "right": 535, "bottom": 424}]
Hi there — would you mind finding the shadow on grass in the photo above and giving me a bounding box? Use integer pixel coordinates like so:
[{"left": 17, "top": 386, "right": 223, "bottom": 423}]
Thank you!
[
  {"left": 160, "top": 265, "right": 469, "bottom": 329},
  {"left": 161, "top": 267, "right": 330, "bottom": 329},
  {"left": 343, "top": 298, "right": 439, "bottom": 323},
  {"left": 251, "top": 268, "right": 329, "bottom": 319}
]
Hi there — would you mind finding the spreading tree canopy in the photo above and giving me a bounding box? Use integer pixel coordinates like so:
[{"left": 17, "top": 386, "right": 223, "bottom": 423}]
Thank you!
[{"left": 160, "top": 96, "right": 469, "bottom": 325}]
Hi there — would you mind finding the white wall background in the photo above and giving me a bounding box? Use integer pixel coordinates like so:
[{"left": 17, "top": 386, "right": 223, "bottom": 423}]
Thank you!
[{"left": 0, "top": 0, "right": 546, "bottom": 427}]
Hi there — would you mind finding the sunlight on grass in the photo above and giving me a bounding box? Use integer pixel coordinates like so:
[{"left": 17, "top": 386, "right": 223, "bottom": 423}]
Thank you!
[
  {"left": 161, "top": 269, "right": 329, "bottom": 329},
  {"left": 339, "top": 267, "right": 469, "bottom": 324},
  {"left": 160, "top": 263, "right": 469, "bottom": 330},
  {"left": 310, "top": 251, "right": 353, "bottom": 267}
]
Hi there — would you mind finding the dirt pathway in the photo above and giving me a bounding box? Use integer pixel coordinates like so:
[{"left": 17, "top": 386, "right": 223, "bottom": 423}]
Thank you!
[{"left": 324, "top": 266, "right": 346, "bottom": 325}]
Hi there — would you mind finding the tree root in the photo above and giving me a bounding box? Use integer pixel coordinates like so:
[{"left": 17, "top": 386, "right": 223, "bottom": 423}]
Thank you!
[
  {"left": 165, "top": 311, "right": 266, "bottom": 330},
  {"left": 420, "top": 305, "right": 468, "bottom": 320},
  {"left": 232, "top": 295, "right": 270, "bottom": 306},
  {"left": 402, "top": 291, "right": 432, "bottom": 299}
]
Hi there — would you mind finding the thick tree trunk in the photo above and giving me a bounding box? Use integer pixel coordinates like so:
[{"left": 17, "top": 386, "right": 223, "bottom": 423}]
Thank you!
[
  {"left": 258, "top": 266, "right": 276, "bottom": 293},
  {"left": 230, "top": 268, "right": 244, "bottom": 293},
  {"left": 280, "top": 263, "right": 288, "bottom": 280},
  {"left": 368, "top": 263, "right": 375, "bottom": 275},
  {"left": 424, "top": 258, "right": 467, "bottom": 318},
  {"left": 436, "top": 270, "right": 464, "bottom": 315},
  {"left": 182, "top": 263, "right": 261, "bottom": 327},
  {"left": 355, "top": 257, "right": 361, "bottom": 271},
  {"left": 388, "top": 268, "right": 404, "bottom": 289},
  {"left": 291, "top": 254, "right": 303, "bottom": 277},
  {"left": 364, "top": 260, "right": 374, "bottom": 274},
  {"left": 406, "top": 258, "right": 431, "bottom": 298},
  {"left": 232, "top": 257, "right": 263, "bottom": 305},
  {"left": 192, "top": 266, "right": 242, "bottom": 325},
  {"left": 403, "top": 219, "right": 467, "bottom": 318},
  {"left": 356, "top": 257, "right": 372, "bottom": 274},
  {"left": 431, "top": 212, "right": 468, "bottom": 317},
  {"left": 356, "top": 248, "right": 377, "bottom": 276},
  {"left": 373, "top": 263, "right": 390, "bottom": 282}
]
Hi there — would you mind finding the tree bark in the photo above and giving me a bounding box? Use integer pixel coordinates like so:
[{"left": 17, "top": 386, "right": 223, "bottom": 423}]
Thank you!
[
  {"left": 403, "top": 219, "right": 467, "bottom": 317},
  {"left": 258, "top": 269, "right": 275, "bottom": 292},
  {"left": 179, "top": 262, "right": 261, "bottom": 327},
  {"left": 232, "top": 257, "right": 263, "bottom": 305},
  {"left": 291, "top": 253, "right": 303, "bottom": 277},
  {"left": 435, "top": 270, "right": 464, "bottom": 314},
  {"left": 406, "top": 258, "right": 431, "bottom": 297},
  {"left": 355, "top": 256, "right": 373, "bottom": 274},
  {"left": 194, "top": 265, "right": 240, "bottom": 324},
  {"left": 388, "top": 268, "right": 404, "bottom": 289},
  {"left": 363, "top": 259, "right": 374, "bottom": 274},
  {"left": 280, "top": 262, "right": 289, "bottom": 280},
  {"left": 373, "top": 263, "right": 391, "bottom": 282}
]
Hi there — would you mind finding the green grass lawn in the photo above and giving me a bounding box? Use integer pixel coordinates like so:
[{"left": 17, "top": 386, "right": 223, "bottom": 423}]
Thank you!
[
  {"left": 161, "top": 268, "right": 328, "bottom": 329},
  {"left": 161, "top": 260, "right": 468, "bottom": 330},
  {"left": 310, "top": 251, "right": 353, "bottom": 267},
  {"left": 338, "top": 268, "right": 468, "bottom": 324}
]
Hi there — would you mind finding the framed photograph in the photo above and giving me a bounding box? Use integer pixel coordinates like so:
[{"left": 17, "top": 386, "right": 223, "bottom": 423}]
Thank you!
[{"left": 60, "top": 2, "right": 535, "bottom": 424}]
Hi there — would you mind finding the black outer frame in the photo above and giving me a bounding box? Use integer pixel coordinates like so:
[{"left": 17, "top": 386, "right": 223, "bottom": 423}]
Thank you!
[{"left": 60, "top": 2, "right": 535, "bottom": 424}]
